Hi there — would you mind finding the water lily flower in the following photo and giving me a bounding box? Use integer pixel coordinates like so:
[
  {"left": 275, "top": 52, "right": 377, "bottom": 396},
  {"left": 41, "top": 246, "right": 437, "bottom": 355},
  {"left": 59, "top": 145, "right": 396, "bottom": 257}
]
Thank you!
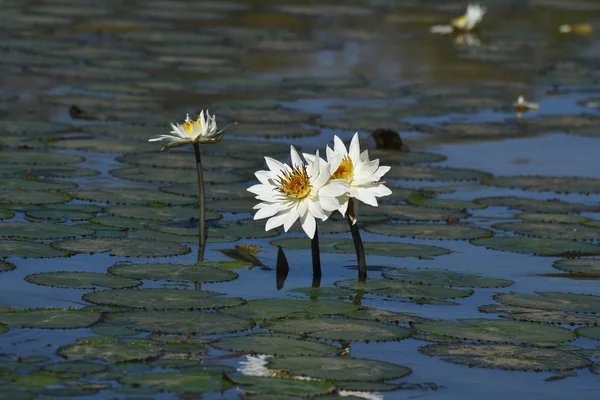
[
  {"left": 559, "top": 24, "right": 592, "bottom": 35},
  {"left": 247, "top": 146, "right": 349, "bottom": 239},
  {"left": 238, "top": 355, "right": 272, "bottom": 377},
  {"left": 513, "top": 95, "right": 539, "bottom": 112},
  {"left": 148, "top": 110, "right": 232, "bottom": 150},
  {"left": 431, "top": 3, "right": 486, "bottom": 34}
]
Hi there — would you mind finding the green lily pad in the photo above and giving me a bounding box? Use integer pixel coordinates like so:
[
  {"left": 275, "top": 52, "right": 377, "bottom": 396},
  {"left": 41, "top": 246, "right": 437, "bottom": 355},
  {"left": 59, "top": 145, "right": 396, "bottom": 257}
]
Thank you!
[
  {"left": 89, "top": 215, "right": 151, "bottom": 230},
  {"left": 212, "top": 333, "right": 339, "bottom": 356},
  {"left": 84, "top": 289, "right": 243, "bottom": 310},
  {"left": 221, "top": 299, "right": 358, "bottom": 320},
  {"left": 0, "top": 308, "right": 100, "bottom": 329},
  {"left": 494, "top": 291, "right": 600, "bottom": 314},
  {"left": 0, "top": 240, "right": 68, "bottom": 258},
  {"left": 57, "top": 337, "right": 162, "bottom": 363},
  {"left": 41, "top": 361, "right": 106, "bottom": 377},
  {"left": 576, "top": 326, "right": 600, "bottom": 340},
  {"left": 517, "top": 213, "right": 589, "bottom": 224},
  {"left": 25, "top": 271, "right": 141, "bottom": 289},
  {"left": 118, "top": 151, "right": 258, "bottom": 170},
  {"left": 493, "top": 222, "right": 600, "bottom": 241},
  {"left": 483, "top": 176, "right": 600, "bottom": 194},
  {"left": 162, "top": 182, "right": 253, "bottom": 199},
  {"left": 0, "top": 151, "right": 83, "bottom": 165},
  {"left": 13, "top": 371, "right": 64, "bottom": 387},
  {"left": 347, "top": 307, "right": 426, "bottom": 324},
  {"left": 368, "top": 150, "right": 446, "bottom": 165},
  {"left": 234, "top": 376, "right": 335, "bottom": 397},
  {"left": 0, "top": 120, "right": 70, "bottom": 135},
  {"left": 269, "top": 356, "right": 411, "bottom": 382},
  {"left": 387, "top": 166, "right": 490, "bottom": 182},
  {"left": 206, "top": 198, "right": 255, "bottom": 213},
  {"left": 0, "top": 222, "right": 94, "bottom": 239},
  {"left": 52, "top": 238, "right": 190, "bottom": 257},
  {"left": 201, "top": 139, "right": 292, "bottom": 158},
  {"left": 335, "top": 278, "right": 473, "bottom": 300},
  {"left": 0, "top": 190, "right": 71, "bottom": 205},
  {"left": 0, "top": 261, "right": 15, "bottom": 273},
  {"left": 0, "top": 208, "right": 13, "bottom": 220},
  {"left": 90, "top": 324, "right": 138, "bottom": 337},
  {"left": 0, "top": 324, "right": 7, "bottom": 334},
  {"left": 365, "top": 223, "right": 492, "bottom": 240},
  {"left": 471, "top": 237, "right": 600, "bottom": 256},
  {"left": 362, "top": 204, "right": 468, "bottom": 221},
  {"left": 111, "top": 166, "right": 246, "bottom": 185},
  {"left": 418, "top": 122, "right": 524, "bottom": 138},
  {"left": 26, "top": 204, "right": 100, "bottom": 222},
  {"left": 1, "top": 165, "right": 99, "bottom": 179},
  {"left": 49, "top": 138, "right": 157, "bottom": 153},
  {"left": 108, "top": 262, "right": 238, "bottom": 283},
  {"left": 119, "top": 370, "right": 232, "bottom": 392},
  {"left": 406, "top": 194, "right": 487, "bottom": 211},
  {"left": 420, "top": 343, "right": 591, "bottom": 371},
  {"left": 414, "top": 318, "right": 576, "bottom": 345},
  {"left": 553, "top": 258, "right": 600, "bottom": 276},
  {"left": 104, "top": 310, "right": 254, "bottom": 335},
  {"left": 229, "top": 123, "right": 319, "bottom": 138},
  {"left": 473, "top": 196, "right": 592, "bottom": 213},
  {"left": 70, "top": 189, "right": 196, "bottom": 205},
  {"left": 479, "top": 304, "right": 600, "bottom": 325},
  {"left": 0, "top": 178, "right": 77, "bottom": 192},
  {"left": 263, "top": 317, "right": 412, "bottom": 342},
  {"left": 288, "top": 286, "right": 354, "bottom": 300},
  {"left": 105, "top": 205, "right": 220, "bottom": 222},
  {"left": 383, "top": 268, "right": 514, "bottom": 288},
  {"left": 211, "top": 219, "right": 280, "bottom": 238}
]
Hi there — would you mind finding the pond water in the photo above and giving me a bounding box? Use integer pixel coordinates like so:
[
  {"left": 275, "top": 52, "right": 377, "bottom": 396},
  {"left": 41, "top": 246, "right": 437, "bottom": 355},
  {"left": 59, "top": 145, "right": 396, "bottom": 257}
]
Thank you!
[{"left": 2, "top": 0, "right": 600, "bottom": 399}]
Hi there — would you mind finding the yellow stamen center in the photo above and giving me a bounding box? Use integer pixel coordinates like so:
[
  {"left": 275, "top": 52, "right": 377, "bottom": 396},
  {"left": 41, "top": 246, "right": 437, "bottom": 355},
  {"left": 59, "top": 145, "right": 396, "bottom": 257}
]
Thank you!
[
  {"left": 277, "top": 166, "right": 311, "bottom": 199},
  {"left": 331, "top": 155, "right": 354, "bottom": 183},
  {"left": 452, "top": 15, "right": 468, "bottom": 29},
  {"left": 182, "top": 117, "right": 203, "bottom": 137}
]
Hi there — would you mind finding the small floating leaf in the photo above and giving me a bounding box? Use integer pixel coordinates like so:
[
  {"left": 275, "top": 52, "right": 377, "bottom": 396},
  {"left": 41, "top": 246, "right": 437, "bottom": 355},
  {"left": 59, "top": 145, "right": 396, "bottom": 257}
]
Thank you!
[
  {"left": 383, "top": 268, "right": 513, "bottom": 288},
  {"left": 0, "top": 261, "right": 15, "bottom": 273},
  {"left": 0, "top": 190, "right": 71, "bottom": 205},
  {"left": 553, "top": 258, "right": 600, "bottom": 276},
  {"left": 0, "top": 240, "right": 68, "bottom": 258},
  {"left": 108, "top": 262, "right": 238, "bottom": 283},
  {"left": 70, "top": 189, "right": 196, "bottom": 205},
  {"left": 517, "top": 213, "right": 588, "bottom": 224},
  {"left": 52, "top": 238, "right": 190, "bottom": 257},
  {"left": 212, "top": 333, "right": 339, "bottom": 356},
  {"left": 493, "top": 222, "right": 600, "bottom": 241},
  {"left": 25, "top": 271, "right": 141, "bottom": 289},
  {"left": 347, "top": 307, "right": 426, "bottom": 324},
  {"left": 471, "top": 237, "right": 600, "bottom": 256},
  {"left": 57, "top": 337, "right": 162, "bottom": 363},
  {"left": 119, "top": 371, "right": 233, "bottom": 392},
  {"left": 221, "top": 299, "right": 358, "bottom": 320},
  {"left": 0, "top": 222, "right": 94, "bottom": 239},
  {"left": 335, "top": 278, "right": 473, "bottom": 300},
  {"left": 0, "top": 308, "right": 100, "bottom": 329},
  {"left": 483, "top": 176, "right": 600, "bottom": 194},
  {"left": 479, "top": 304, "right": 600, "bottom": 325},
  {"left": 577, "top": 326, "right": 600, "bottom": 340},
  {"left": 234, "top": 376, "right": 335, "bottom": 397},
  {"left": 0, "top": 151, "right": 83, "bottom": 165},
  {"left": 41, "top": 361, "right": 106, "bottom": 377},
  {"left": 365, "top": 223, "right": 492, "bottom": 240},
  {"left": 474, "top": 196, "right": 592, "bottom": 213},
  {"left": 494, "top": 291, "right": 600, "bottom": 314},
  {"left": 105, "top": 204, "right": 220, "bottom": 222}
]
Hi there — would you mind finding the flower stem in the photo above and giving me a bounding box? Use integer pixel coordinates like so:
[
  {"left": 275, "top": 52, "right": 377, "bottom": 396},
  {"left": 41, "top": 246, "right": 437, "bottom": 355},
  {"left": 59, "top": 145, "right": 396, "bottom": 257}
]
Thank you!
[
  {"left": 346, "top": 198, "right": 367, "bottom": 279},
  {"left": 193, "top": 143, "right": 206, "bottom": 263},
  {"left": 311, "top": 225, "right": 322, "bottom": 278}
]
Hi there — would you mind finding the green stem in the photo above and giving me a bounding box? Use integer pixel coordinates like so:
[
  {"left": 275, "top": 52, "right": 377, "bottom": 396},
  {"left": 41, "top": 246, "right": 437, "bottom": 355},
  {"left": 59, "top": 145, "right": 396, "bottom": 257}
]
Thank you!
[
  {"left": 193, "top": 143, "right": 206, "bottom": 263},
  {"left": 346, "top": 198, "right": 367, "bottom": 279},
  {"left": 311, "top": 224, "right": 322, "bottom": 278}
]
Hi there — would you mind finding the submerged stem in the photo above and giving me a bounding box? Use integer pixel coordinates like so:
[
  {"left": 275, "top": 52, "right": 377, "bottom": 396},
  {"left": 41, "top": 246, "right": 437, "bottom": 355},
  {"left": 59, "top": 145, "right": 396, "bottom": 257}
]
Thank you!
[
  {"left": 193, "top": 143, "right": 206, "bottom": 263},
  {"left": 346, "top": 198, "right": 367, "bottom": 279},
  {"left": 311, "top": 225, "right": 322, "bottom": 278}
]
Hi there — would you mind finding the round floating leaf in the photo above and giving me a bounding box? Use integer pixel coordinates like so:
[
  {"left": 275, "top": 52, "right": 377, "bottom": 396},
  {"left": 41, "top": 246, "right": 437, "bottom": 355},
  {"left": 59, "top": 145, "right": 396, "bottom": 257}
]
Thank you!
[
  {"left": 0, "top": 120, "right": 70, "bottom": 135},
  {"left": 268, "top": 356, "right": 411, "bottom": 382},
  {"left": 108, "top": 262, "right": 238, "bottom": 283},
  {"left": 347, "top": 307, "right": 426, "bottom": 324},
  {"left": 494, "top": 291, "right": 600, "bottom": 314},
  {"left": 0, "top": 324, "right": 6, "bottom": 334},
  {"left": 576, "top": 326, "right": 600, "bottom": 340},
  {"left": 57, "top": 337, "right": 162, "bottom": 363},
  {"left": 517, "top": 213, "right": 588, "bottom": 224},
  {"left": 84, "top": 289, "right": 244, "bottom": 310},
  {"left": 420, "top": 343, "right": 591, "bottom": 371},
  {"left": 119, "top": 371, "right": 232, "bottom": 392},
  {"left": 201, "top": 139, "right": 291, "bottom": 158},
  {"left": 386, "top": 165, "right": 490, "bottom": 182},
  {"left": 0, "top": 208, "right": 13, "bottom": 220},
  {"left": 0, "top": 190, "right": 71, "bottom": 205},
  {"left": 414, "top": 318, "right": 576, "bottom": 345},
  {"left": 553, "top": 258, "right": 600, "bottom": 276},
  {"left": 111, "top": 166, "right": 246, "bottom": 185},
  {"left": 212, "top": 333, "right": 339, "bottom": 356},
  {"left": 418, "top": 122, "right": 523, "bottom": 138},
  {"left": 234, "top": 376, "right": 335, "bottom": 397},
  {"left": 162, "top": 182, "right": 253, "bottom": 199},
  {"left": 335, "top": 381, "right": 401, "bottom": 392},
  {"left": 206, "top": 198, "right": 255, "bottom": 213},
  {"left": 25, "top": 271, "right": 141, "bottom": 289},
  {"left": 368, "top": 150, "right": 446, "bottom": 165},
  {"left": 288, "top": 286, "right": 354, "bottom": 299},
  {"left": 479, "top": 304, "right": 600, "bottom": 325},
  {"left": 362, "top": 204, "right": 468, "bottom": 221},
  {"left": 483, "top": 176, "right": 600, "bottom": 194},
  {"left": 471, "top": 237, "right": 600, "bottom": 256},
  {"left": 49, "top": 138, "right": 157, "bottom": 153},
  {"left": 406, "top": 195, "right": 486, "bottom": 211},
  {"left": 105, "top": 205, "right": 220, "bottom": 222},
  {"left": 104, "top": 310, "right": 254, "bottom": 335},
  {"left": 335, "top": 278, "right": 473, "bottom": 300},
  {"left": 41, "top": 361, "right": 106, "bottom": 377},
  {"left": 365, "top": 223, "right": 492, "bottom": 240},
  {"left": 0, "top": 151, "right": 83, "bottom": 165},
  {"left": 493, "top": 222, "right": 600, "bottom": 241},
  {"left": 211, "top": 219, "right": 280, "bottom": 238},
  {"left": 230, "top": 123, "right": 319, "bottom": 138},
  {"left": 52, "top": 238, "right": 190, "bottom": 257},
  {"left": 263, "top": 317, "right": 412, "bottom": 342},
  {"left": 118, "top": 151, "right": 260, "bottom": 170},
  {"left": 474, "top": 196, "right": 592, "bottom": 213},
  {"left": 89, "top": 215, "right": 150, "bottom": 230},
  {"left": 0, "top": 222, "right": 94, "bottom": 239},
  {"left": 90, "top": 325, "right": 138, "bottom": 337},
  {"left": 222, "top": 299, "right": 358, "bottom": 320},
  {"left": 383, "top": 268, "right": 513, "bottom": 288},
  {"left": 0, "top": 308, "right": 100, "bottom": 329},
  {"left": 70, "top": 189, "right": 196, "bottom": 205},
  {"left": 0, "top": 178, "right": 77, "bottom": 192},
  {"left": 0, "top": 240, "right": 68, "bottom": 258},
  {"left": 0, "top": 261, "right": 15, "bottom": 273},
  {"left": 1, "top": 165, "right": 98, "bottom": 179},
  {"left": 26, "top": 208, "right": 96, "bottom": 222}
]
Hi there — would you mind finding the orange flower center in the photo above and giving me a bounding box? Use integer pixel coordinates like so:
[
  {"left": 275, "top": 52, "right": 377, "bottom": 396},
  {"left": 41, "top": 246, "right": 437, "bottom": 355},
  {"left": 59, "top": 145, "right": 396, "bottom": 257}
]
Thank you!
[
  {"left": 331, "top": 155, "right": 354, "bottom": 183},
  {"left": 182, "top": 117, "right": 203, "bottom": 137},
  {"left": 277, "top": 166, "right": 311, "bottom": 199}
]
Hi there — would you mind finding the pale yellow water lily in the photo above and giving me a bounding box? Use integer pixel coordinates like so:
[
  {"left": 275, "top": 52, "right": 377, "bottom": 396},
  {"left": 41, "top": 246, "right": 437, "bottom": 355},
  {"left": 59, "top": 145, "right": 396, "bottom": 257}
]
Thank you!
[
  {"left": 149, "top": 110, "right": 233, "bottom": 150},
  {"left": 431, "top": 3, "right": 486, "bottom": 34},
  {"left": 559, "top": 24, "right": 592, "bottom": 35},
  {"left": 513, "top": 96, "right": 539, "bottom": 112}
]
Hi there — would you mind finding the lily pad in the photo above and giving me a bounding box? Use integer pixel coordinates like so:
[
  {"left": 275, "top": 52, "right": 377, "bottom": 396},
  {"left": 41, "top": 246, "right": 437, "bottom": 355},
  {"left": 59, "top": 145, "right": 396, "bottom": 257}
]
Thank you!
[
  {"left": 473, "top": 196, "right": 592, "bottom": 213},
  {"left": 84, "top": 288, "right": 244, "bottom": 310},
  {"left": 111, "top": 166, "right": 246, "bottom": 185},
  {"left": 25, "top": 271, "right": 141, "bottom": 289},
  {"left": 0, "top": 120, "right": 70, "bottom": 135},
  {"left": 108, "top": 262, "right": 238, "bottom": 283},
  {"left": 0, "top": 151, "right": 83, "bottom": 165},
  {"left": 230, "top": 123, "right": 319, "bottom": 138},
  {"left": 70, "top": 189, "right": 196, "bottom": 205},
  {"left": 104, "top": 310, "right": 254, "bottom": 335},
  {"left": 0, "top": 208, "right": 13, "bottom": 220},
  {"left": 494, "top": 291, "right": 600, "bottom": 314},
  {"left": 517, "top": 213, "right": 589, "bottom": 224},
  {"left": 383, "top": 269, "right": 513, "bottom": 288},
  {"left": 0, "top": 324, "right": 6, "bottom": 334},
  {"left": 365, "top": 223, "right": 492, "bottom": 240},
  {"left": 268, "top": 356, "right": 411, "bottom": 382},
  {"left": 1, "top": 165, "right": 99, "bottom": 179},
  {"left": 0, "top": 178, "right": 77, "bottom": 192},
  {"left": 105, "top": 204, "right": 220, "bottom": 222},
  {"left": 222, "top": 299, "right": 358, "bottom": 320},
  {"left": 471, "top": 237, "right": 600, "bottom": 256},
  {"left": 368, "top": 150, "right": 446, "bottom": 165},
  {"left": 576, "top": 326, "right": 600, "bottom": 340},
  {"left": 420, "top": 343, "right": 591, "bottom": 371},
  {"left": 0, "top": 308, "right": 100, "bottom": 329},
  {"left": 26, "top": 204, "right": 100, "bottom": 222},
  {"left": 0, "top": 261, "right": 15, "bottom": 273},
  {"left": 347, "top": 307, "right": 426, "bottom": 324},
  {"left": 52, "top": 238, "right": 190, "bottom": 257},
  {"left": 335, "top": 278, "right": 473, "bottom": 300},
  {"left": 212, "top": 333, "right": 339, "bottom": 356},
  {"left": 57, "top": 337, "right": 162, "bottom": 363},
  {"left": 119, "top": 370, "right": 232, "bottom": 392},
  {"left": 362, "top": 204, "right": 468, "bottom": 221},
  {"left": 414, "top": 318, "right": 576, "bottom": 345},
  {"left": 234, "top": 376, "right": 335, "bottom": 397},
  {"left": 41, "top": 361, "right": 106, "bottom": 377},
  {"left": 493, "top": 222, "right": 600, "bottom": 241},
  {"left": 406, "top": 194, "right": 487, "bottom": 211},
  {"left": 479, "top": 304, "right": 600, "bottom": 325},
  {"left": 0, "top": 190, "right": 71, "bottom": 205},
  {"left": 387, "top": 166, "right": 490, "bottom": 182},
  {"left": 0, "top": 240, "right": 68, "bottom": 258},
  {"left": 0, "top": 222, "right": 94, "bottom": 239},
  {"left": 483, "top": 176, "right": 600, "bottom": 194},
  {"left": 49, "top": 138, "right": 157, "bottom": 153},
  {"left": 263, "top": 317, "right": 412, "bottom": 342},
  {"left": 553, "top": 258, "right": 600, "bottom": 276}
]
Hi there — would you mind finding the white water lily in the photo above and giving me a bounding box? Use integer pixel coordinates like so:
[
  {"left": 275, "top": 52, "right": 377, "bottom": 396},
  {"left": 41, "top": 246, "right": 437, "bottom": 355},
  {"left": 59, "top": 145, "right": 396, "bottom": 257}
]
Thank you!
[
  {"left": 149, "top": 110, "right": 233, "bottom": 150},
  {"left": 306, "top": 133, "right": 392, "bottom": 223},
  {"left": 238, "top": 355, "right": 272, "bottom": 377},
  {"left": 247, "top": 146, "right": 349, "bottom": 239},
  {"left": 513, "top": 95, "right": 539, "bottom": 112},
  {"left": 431, "top": 3, "right": 486, "bottom": 34}
]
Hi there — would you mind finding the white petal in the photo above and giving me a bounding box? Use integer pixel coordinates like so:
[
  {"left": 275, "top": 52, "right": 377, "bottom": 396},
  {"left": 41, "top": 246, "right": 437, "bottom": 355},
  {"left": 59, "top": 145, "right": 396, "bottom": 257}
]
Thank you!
[
  {"left": 301, "top": 213, "right": 316, "bottom": 239},
  {"left": 290, "top": 146, "right": 303, "bottom": 168},
  {"left": 333, "top": 135, "right": 347, "bottom": 155},
  {"left": 321, "top": 195, "right": 342, "bottom": 212},
  {"left": 265, "top": 157, "right": 285, "bottom": 175},
  {"left": 254, "top": 202, "right": 284, "bottom": 220},
  {"left": 265, "top": 212, "right": 288, "bottom": 231},
  {"left": 319, "top": 179, "right": 349, "bottom": 198},
  {"left": 348, "top": 133, "right": 361, "bottom": 165},
  {"left": 307, "top": 199, "right": 325, "bottom": 220},
  {"left": 283, "top": 209, "right": 300, "bottom": 231}
]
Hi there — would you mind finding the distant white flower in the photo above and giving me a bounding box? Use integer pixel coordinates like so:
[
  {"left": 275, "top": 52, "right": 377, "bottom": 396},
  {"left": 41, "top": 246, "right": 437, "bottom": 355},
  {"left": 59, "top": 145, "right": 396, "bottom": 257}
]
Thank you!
[
  {"left": 247, "top": 146, "right": 349, "bottom": 239},
  {"left": 238, "top": 355, "right": 272, "bottom": 377},
  {"left": 513, "top": 95, "right": 539, "bottom": 112},
  {"left": 149, "top": 110, "right": 233, "bottom": 150},
  {"left": 559, "top": 24, "right": 592, "bottom": 35},
  {"left": 431, "top": 3, "right": 486, "bottom": 34},
  {"left": 339, "top": 390, "right": 384, "bottom": 400},
  {"left": 306, "top": 133, "right": 391, "bottom": 223}
]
